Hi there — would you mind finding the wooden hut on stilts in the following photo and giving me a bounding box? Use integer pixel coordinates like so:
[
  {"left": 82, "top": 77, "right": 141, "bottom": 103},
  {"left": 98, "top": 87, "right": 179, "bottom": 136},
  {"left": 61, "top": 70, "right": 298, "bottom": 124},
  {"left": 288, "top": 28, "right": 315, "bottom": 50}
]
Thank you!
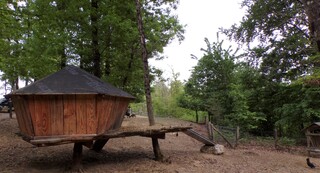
[
  {"left": 9, "top": 65, "right": 134, "bottom": 168},
  {"left": 9, "top": 65, "right": 191, "bottom": 169}
]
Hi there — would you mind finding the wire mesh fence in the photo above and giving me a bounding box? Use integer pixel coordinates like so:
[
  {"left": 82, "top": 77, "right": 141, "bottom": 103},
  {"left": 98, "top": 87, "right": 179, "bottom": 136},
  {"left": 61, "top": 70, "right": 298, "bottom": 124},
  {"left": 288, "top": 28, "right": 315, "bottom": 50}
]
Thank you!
[{"left": 206, "top": 121, "right": 239, "bottom": 148}]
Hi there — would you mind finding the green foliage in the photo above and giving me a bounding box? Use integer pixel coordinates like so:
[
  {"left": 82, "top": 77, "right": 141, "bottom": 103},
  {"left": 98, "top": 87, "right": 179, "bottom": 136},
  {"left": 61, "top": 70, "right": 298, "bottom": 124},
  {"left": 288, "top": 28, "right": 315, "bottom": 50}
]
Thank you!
[
  {"left": 221, "top": 0, "right": 311, "bottom": 82},
  {"left": 151, "top": 71, "right": 190, "bottom": 118},
  {"left": 0, "top": 0, "right": 185, "bottom": 99},
  {"left": 226, "top": 65, "right": 266, "bottom": 130},
  {"left": 212, "top": 0, "right": 320, "bottom": 141},
  {"left": 182, "top": 37, "right": 237, "bottom": 118},
  {"left": 181, "top": 37, "right": 267, "bottom": 130},
  {"left": 273, "top": 83, "right": 320, "bottom": 137}
]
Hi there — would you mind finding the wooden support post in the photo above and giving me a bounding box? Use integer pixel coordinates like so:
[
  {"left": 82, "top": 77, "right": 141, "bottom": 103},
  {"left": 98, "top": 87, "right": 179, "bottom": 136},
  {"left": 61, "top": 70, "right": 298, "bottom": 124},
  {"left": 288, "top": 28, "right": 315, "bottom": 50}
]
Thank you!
[
  {"left": 207, "top": 122, "right": 213, "bottom": 140},
  {"left": 306, "top": 133, "right": 311, "bottom": 156},
  {"left": 235, "top": 126, "right": 240, "bottom": 147},
  {"left": 91, "top": 139, "right": 109, "bottom": 152},
  {"left": 210, "top": 123, "right": 215, "bottom": 141},
  {"left": 152, "top": 137, "right": 163, "bottom": 161},
  {"left": 205, "top": 116, "right": 208, "bottom": 125},
  {"left": 9, "top": 99, "right": 12, "bottom": 119},
  {"left": 71, "top": 142, "right": 83, "bottom": 171},
  {"left": 274, "top": 128, "right": 278, "bottom": 149}
]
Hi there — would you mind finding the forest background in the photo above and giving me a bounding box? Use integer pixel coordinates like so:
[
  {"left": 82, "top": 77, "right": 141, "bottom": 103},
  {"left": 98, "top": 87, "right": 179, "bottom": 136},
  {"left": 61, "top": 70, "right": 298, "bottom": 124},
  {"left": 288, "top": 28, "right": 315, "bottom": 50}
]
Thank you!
[{"left": 1, "top": 0, "right": 320, "bottom": 142}]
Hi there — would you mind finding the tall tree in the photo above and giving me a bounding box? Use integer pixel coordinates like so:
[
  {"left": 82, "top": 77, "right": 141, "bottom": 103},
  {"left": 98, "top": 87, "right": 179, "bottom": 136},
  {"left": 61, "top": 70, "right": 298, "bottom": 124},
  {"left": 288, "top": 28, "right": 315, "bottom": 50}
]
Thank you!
[
  {"left": 221, "top": 0, "right": 320, "bottom": 136},
  {"left": 135, "top": 0, "right": 155, "bottom": 126},
  {"left": 302, "top": 0, "right": 320, "bottom": 52},
  {"left": 135, "top": 0, "right": 162, "bottom": 161},
  {"left": 221, "top": 0, "right": 310, "bottom": 82},
  {"left": 185, "top": 37, "right": 238, "bottom": 123},
  {"left": 90, "top": 0, "right": 101, "bottom": 78}
]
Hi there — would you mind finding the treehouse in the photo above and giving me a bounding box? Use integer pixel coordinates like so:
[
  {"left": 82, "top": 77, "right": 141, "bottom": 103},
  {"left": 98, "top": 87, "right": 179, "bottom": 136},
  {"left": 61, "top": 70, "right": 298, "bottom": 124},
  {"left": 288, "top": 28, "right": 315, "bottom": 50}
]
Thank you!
[
  {"left": 304, "top": 122, "right": 320, "bottom": 156},
  {"left": 9, "top": 65, "right": 135, "bottom": 146}
]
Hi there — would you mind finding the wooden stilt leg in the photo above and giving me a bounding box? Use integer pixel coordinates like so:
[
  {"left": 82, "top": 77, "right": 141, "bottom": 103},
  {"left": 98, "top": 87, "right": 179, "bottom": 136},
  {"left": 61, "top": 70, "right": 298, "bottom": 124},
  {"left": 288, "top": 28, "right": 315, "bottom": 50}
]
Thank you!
[
  {"left": 71, "top": 142, "right": 83, "bottom": 171},
  {"left": 91, "top": 139, "right": 109, "bottom": 152},
  {"left": 152, "top": 137, "right": 163, "bottom": 161}
]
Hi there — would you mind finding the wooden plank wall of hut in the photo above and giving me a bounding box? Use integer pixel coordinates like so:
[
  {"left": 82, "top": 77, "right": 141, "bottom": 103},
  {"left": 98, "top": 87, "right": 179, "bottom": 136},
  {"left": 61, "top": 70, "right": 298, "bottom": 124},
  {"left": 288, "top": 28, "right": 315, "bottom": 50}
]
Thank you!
[
  {"left": 49, "top": 95, "right": 64, "bottom": 135},
  {"left": 95, "top": 96, "right": 130, "bottom": 134},
  {"left": 26, "top": 95, "right": 99, "bottom": 137},
  {"left": 112, "top": 98, "right": 129, "bottom": 129},
  {"left": 85, "top": 95, "right": 97, "bottom": 134},
  {"left": 63, "top": 95, "right": 77, "bottom": 135},
  {"left": 34, "top": 96, "right": 51, "bottom": 136},
  {"left": 14, "top": 94, "right": 130, "bottom": 144},
  {"left": 12, "top": 96, "right": 35, "bottom": 137},
  {"left": 76, "top": 95, "right": 88, "bottom": 134},
  {"left": 104, "top": 96, "right": 118, "bottom": 131},
  {"left": 96, "top": 95, "right": 114, "bottom": 134}
]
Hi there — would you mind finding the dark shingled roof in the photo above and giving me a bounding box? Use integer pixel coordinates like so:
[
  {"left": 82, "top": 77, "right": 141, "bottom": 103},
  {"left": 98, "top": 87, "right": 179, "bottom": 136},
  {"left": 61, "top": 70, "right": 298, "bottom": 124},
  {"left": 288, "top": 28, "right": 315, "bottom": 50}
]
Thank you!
[
  {"left": 11, "top": 65, "right": 135, "bottom": 99},
  {"left": 303, "top": 122, "right": 320, "bottom": 132}
]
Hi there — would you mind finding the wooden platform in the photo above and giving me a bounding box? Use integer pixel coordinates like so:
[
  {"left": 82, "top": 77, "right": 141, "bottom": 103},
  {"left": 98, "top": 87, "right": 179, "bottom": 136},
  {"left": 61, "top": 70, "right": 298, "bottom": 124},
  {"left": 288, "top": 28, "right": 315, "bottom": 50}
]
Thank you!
[{"left": 28, "top": 116, "right": 192, "bottom": 147}]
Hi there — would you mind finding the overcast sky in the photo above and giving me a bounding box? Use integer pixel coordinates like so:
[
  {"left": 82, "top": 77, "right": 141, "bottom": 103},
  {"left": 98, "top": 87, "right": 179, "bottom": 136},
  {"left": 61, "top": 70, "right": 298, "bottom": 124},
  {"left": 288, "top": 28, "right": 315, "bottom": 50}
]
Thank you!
[{"left": 150, "top": 0, "right": 245, "bottom": 82}]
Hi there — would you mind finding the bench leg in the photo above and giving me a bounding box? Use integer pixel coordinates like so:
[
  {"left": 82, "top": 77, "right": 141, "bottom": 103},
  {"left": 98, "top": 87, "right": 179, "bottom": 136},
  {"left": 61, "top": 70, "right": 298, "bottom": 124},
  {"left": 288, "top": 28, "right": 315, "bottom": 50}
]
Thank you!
[
  {"left": 152, "top": 137, "right": 163, "bottom": 161},
  {"left": 71, "top": 142, "right": 83, "bottom": 171}
]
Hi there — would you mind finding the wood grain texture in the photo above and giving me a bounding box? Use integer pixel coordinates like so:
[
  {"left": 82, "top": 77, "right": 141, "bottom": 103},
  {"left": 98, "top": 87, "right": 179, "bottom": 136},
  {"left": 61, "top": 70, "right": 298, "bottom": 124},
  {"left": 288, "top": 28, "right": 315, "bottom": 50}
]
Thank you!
[
  {"left": 86, "top": 95, "right": 97, "bottom": 134},
  {"left": 112, "top": 98, "right": 129, "bottom": 129},
  {"left": 27, "top": 95, "right": 36, "bottom": 133},
  {"left": 76, "top": 95, "right": 87, "bottom": 134},
  {"left": 63, "top": 95, "right": 76, "bottom": 135},
  {"left": 11, "top": 96, "right": 28, "bottom": 135},
  {"left": 96, "top": 95, "right": 114, "bottom": 134},
  {"left": 10, "top": 96, "right": 36, "bottom": 138},
  {"left": 34, "top": 96, "right": 51, "bottom": 136},
  {"left": 21, "top": 96, "right": 35, "bottom": 137},
  {"left": 50, "top": 95, "right": 64, "bottom": 135}
]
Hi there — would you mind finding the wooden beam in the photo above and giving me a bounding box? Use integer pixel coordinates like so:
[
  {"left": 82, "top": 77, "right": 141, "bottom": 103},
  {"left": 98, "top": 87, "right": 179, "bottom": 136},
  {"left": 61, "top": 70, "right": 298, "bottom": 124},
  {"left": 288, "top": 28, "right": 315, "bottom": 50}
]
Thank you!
[
  {"left": 28, "top": 125, "right": 190, "bottom": 147},
  {"left": 71, "top": 142, "right": 83, "bottom": 171},
  {"left": 91, "top": 139, "right": 109, "bottom": 152}
]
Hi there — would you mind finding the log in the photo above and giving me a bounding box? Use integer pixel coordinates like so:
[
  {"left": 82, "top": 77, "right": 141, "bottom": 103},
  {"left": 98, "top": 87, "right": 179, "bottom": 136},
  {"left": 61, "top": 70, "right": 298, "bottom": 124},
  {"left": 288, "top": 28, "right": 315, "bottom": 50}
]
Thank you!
[
  {"left": 28, "top": 125, "right": 190, "bottom": 147},
  {"left": 101, "top": 126, "right": 191, "bottom": 139},
  {"left": 29, "top": 134, "right": 97, "bottom": 146}
]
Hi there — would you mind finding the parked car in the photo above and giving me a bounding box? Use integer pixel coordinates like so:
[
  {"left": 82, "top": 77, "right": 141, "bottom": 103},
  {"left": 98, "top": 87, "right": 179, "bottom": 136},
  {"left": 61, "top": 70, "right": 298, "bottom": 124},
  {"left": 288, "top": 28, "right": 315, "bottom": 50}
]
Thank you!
[{"left": 0, "top": 98, "right": 14, "bottom": 113}]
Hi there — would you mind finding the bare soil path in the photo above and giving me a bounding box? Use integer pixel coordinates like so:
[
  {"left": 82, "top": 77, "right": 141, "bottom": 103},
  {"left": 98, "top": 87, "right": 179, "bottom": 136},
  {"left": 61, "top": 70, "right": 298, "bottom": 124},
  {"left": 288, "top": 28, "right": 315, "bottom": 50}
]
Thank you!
[{"left": 0, "top": 113, "right": 319, "bottom": 173}]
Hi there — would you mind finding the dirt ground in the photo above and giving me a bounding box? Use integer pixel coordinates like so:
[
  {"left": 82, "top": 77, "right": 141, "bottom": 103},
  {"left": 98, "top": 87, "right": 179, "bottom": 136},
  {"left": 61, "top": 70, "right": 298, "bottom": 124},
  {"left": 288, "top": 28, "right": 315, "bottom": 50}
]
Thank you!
[{"left": 0, "top": 113, "right": 320, "bottom": 173}]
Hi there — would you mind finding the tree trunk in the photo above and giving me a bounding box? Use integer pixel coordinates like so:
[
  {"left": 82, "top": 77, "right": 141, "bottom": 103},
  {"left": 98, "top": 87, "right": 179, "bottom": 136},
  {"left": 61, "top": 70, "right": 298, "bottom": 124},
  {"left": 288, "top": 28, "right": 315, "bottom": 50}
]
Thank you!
[
  {"left": 122, "top": 45, "right": 136, "bottom": 87},
  {"left": 134, "top": 0, "right": 155, "bottom": 126},
  {"left": 11, "top": 78, "right": 19, "bottom": 91},
  {"left": 135, "top": 0, "right": 163, "bottom": 161},
  {"left": 105, "top": 26, "right": 112, "bottom": 77},
  {"left": 302, "top": 0, "right": 320, "bottom": 52},
  {"left": 60, "top": 47, "right": 66, "bottom": 69},
  {"left": 91, "top": 0, "right": 101, "bottom": 78}
]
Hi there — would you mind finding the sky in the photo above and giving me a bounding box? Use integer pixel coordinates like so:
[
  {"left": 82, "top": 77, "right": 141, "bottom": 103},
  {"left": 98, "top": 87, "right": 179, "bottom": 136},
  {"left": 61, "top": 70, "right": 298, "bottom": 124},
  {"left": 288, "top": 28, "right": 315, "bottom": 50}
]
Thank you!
[{"left": 150, "top": 0, "right": 245, "bottom": 82}]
